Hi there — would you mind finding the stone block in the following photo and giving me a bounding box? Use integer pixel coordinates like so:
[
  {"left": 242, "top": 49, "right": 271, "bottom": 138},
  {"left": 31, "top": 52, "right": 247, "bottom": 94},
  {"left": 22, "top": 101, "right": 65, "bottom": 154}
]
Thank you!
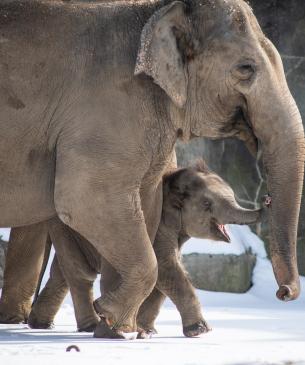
[
  {"left": 0, "top": 239, "right": 8, "bottom": 289},
  {"left": 182, "top": 252, "right": 256, "bottom": 293}
]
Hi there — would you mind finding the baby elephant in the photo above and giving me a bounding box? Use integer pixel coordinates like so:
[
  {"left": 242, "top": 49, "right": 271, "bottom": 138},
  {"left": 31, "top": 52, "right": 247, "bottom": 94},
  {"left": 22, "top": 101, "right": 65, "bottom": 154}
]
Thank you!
[
  {"left": 136, "top": 161, "right": 262, "bottom": 337},
  {"left": 27, "top": 161, "right": 261, "bottom": 338}
]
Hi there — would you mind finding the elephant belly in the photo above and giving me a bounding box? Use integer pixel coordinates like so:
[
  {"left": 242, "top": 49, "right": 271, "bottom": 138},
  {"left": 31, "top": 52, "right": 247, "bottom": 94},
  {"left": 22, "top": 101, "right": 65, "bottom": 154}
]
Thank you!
[{"left": 0, "top": 150, "right": 56, "bottom": 227}]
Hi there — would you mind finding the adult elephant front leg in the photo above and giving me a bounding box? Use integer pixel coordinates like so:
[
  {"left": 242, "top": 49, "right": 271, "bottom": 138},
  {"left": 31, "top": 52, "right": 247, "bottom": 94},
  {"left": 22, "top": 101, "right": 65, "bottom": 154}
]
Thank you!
[
  {"left": 98, "top": 224, "right": 165, "bottom": 338},
  {"left": 54, "top": 156, "right": 158, "bottom": 338},
  {"left": 0, "top": 223, "right": 49, "bottom": 324}
]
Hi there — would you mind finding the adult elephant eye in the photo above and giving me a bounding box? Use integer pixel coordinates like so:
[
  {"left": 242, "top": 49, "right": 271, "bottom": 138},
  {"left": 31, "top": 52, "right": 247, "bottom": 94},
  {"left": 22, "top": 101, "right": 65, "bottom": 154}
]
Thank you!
[{"left": 231, "top": 63, "right": 255, "bottom": 81}]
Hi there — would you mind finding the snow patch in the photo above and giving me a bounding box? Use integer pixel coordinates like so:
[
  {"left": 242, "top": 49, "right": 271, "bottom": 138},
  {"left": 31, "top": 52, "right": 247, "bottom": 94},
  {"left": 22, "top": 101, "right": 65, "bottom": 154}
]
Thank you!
[
  {"left": 1, "top": 226, "right": 305, "bottom": 364},
  {"left": 182, "top": 224, "right": 267, "bottom": 257},
  {"left": 0, "top": 228, "right": 10, "bottom": 241}
]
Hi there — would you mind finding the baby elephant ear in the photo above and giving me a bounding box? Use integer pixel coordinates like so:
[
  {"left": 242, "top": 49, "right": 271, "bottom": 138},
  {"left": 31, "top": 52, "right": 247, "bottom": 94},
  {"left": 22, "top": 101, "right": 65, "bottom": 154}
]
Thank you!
[
  {"left": 170, "top": 189, "right": 184, "bottom": 209},
  {"left": 169, "top": 183, "right": 189, "bottom": 209},
  {"left": 135, "top": 1, "right": 189, "bottom": 108}
]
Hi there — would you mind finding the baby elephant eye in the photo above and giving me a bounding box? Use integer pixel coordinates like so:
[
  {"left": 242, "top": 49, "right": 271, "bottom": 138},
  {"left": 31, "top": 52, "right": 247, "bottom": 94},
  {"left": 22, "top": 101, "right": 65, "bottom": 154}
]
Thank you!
[{"left": 202, "top": 200, "right": 211, "bottom": 211}]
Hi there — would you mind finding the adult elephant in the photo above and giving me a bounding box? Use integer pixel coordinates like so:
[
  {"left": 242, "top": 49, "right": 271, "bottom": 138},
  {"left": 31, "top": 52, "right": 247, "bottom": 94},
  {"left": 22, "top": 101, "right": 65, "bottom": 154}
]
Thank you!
[{"left": 0, "top": 0, "right": 304, "bottom": 336}]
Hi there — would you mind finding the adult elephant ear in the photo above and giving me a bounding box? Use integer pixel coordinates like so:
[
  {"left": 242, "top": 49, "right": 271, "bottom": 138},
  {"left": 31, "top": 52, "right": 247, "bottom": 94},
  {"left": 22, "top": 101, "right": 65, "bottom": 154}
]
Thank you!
[{"left": 134, "top": 1, "right": 191, "bottom": 108}]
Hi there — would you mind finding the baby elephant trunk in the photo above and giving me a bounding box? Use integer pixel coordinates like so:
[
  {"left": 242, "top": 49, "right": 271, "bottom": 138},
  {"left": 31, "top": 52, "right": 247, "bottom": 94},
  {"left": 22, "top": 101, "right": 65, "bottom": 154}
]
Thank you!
[{"left": 221, "top": 201, "right": 262, "bottom": 226}]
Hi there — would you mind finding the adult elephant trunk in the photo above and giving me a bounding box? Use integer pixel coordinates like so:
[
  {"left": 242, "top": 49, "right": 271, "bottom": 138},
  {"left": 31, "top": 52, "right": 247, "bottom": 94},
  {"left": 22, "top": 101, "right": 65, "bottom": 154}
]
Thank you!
[
  {"left": 261, "top": 123, "right": 304, "bottom": 301},
  {"left": 247, "top": 55, "right": 305, "bottom": 301}
]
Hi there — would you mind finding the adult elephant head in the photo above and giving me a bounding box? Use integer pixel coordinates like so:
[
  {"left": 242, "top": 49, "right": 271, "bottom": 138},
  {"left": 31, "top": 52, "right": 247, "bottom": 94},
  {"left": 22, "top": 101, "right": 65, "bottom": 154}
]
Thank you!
[{"left": 135, "top": 0, "right": 305, "bottom": 301}]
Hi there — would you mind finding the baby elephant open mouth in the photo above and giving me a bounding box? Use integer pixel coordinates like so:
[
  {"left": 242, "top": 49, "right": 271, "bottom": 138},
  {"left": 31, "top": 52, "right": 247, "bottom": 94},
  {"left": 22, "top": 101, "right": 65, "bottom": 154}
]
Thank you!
[
  {"left": 211, "top": 220, "right": 231, "bottom": 243},
  {"left": 217, "top": 224, "right": 230, "bottom": 242}
]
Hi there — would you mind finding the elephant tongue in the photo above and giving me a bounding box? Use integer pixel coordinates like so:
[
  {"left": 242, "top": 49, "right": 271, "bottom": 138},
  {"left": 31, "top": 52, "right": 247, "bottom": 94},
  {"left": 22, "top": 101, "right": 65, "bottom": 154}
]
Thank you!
[{"left": 218, "top": 224, "right": 230, "bottom": 242}]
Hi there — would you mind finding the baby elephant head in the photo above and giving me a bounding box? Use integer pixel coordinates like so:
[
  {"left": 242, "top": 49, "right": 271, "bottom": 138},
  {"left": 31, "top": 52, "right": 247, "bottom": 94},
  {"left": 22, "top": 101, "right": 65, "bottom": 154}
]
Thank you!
[{"left": 163, "top": 161, "right": 262, "bottom": 242}]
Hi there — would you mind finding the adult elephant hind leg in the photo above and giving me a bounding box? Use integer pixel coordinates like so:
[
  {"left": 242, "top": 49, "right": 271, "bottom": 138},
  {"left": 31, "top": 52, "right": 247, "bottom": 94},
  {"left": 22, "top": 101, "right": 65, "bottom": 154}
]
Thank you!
[
  {"left": 28, "top": 254, "right": 69, "bottom": 330},
  {"left": 55, "top": 178, "right": 157, "bottom": 338},
  {"left": 47, "top": 219, "right": 99, "bottom": 332},
  {"left": 0, "top": 223, "right": 48, "bottom": 324}
]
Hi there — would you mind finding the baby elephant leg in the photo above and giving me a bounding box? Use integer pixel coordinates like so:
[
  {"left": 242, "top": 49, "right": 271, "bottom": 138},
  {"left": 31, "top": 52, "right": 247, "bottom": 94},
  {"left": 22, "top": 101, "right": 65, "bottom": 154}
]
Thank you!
[
  {"left": 136, "top": 287, "right": 166, "bottom": 335},
  {"left": 156, "top": 252, "right": 210, "bottom": 337},
  {"left": 49, "top": 218, "right": 100, "bottom": 332},
  {"left": 28, "top": 254, "right": 69, "bottom": 329}
]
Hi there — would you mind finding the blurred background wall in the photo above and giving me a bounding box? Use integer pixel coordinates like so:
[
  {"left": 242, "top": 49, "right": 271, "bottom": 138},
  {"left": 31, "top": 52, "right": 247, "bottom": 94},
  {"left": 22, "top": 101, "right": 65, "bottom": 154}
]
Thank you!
[{"left": 175, "top": 0, "right": 305, "bottom": 274}]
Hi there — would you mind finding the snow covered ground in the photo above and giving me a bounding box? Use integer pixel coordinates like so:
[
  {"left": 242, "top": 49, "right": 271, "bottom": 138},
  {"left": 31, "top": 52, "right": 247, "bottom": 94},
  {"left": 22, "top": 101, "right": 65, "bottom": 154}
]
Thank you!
[{"left": 1, "top": 226, "right": 305, "bottom": 365}]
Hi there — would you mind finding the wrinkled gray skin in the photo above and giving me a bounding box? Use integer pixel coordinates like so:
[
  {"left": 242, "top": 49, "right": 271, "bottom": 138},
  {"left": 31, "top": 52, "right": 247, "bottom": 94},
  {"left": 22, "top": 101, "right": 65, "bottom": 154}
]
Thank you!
[
  {"left": 26, "top": 163, "right": 261, "bottom": 337},
  {"left": 0, "top": 0, "right": 304, "bottom": 336}
]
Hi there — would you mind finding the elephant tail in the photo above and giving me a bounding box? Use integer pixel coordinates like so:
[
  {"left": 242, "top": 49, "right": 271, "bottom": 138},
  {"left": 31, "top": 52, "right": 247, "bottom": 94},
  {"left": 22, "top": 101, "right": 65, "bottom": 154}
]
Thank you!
[{"left": 32, "top": 235, "right": 52, "bottom": 307}]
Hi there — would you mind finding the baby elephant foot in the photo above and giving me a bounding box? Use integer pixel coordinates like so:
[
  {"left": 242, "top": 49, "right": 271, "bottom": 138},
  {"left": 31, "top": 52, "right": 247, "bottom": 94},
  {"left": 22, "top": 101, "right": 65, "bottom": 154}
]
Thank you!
[
  {"left": 28, "top": 311, "right": 54, "bottom": 330},
  {"left": 183, "top": 320, "right": 211, "bottom": 337},
  {"left": 136, "top": 327, "right": 157, "bottom": 339}
]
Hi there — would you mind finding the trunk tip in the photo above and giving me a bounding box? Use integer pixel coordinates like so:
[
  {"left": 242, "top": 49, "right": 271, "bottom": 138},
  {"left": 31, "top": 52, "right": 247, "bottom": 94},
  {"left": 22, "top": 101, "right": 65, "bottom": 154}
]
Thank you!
[{"left": 276, "top": 285, "right": 300, "bottom": 302}]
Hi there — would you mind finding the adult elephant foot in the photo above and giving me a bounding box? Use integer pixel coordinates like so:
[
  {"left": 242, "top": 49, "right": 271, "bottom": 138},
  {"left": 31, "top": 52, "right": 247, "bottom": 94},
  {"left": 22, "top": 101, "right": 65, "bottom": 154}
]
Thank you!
[
  {"left": 0, "top": 299, "right": 30, "bottom": 324},
  {"left": 93, "top": 299, "right": 137, "bottom": 338},
  {"left": 93, "top": 317, "right": 137, "bottom": 339},
  {"left": 183, "top": 320, "right": 211, "bottom": 337},
  {"left": 0, "top": 310, "right": 27, "bottom": 324},
  {"left": 27, "top": 311, "right": 54, "bottom": 329}
]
